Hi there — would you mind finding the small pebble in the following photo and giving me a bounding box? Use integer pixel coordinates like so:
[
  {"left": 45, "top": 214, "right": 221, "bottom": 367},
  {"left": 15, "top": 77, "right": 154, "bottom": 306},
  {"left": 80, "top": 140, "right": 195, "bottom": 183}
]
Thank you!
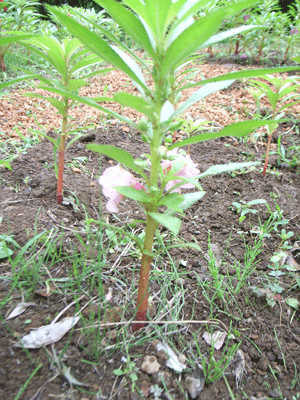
[{"left": 141, "top": 355, "right": 160, "bottom": 374}]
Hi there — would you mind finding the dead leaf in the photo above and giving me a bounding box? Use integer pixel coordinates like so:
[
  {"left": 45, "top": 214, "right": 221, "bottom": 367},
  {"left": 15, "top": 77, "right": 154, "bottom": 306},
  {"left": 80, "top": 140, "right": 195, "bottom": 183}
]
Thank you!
[
  {"left": 71, "top": 167, "right": 81, "bottom": 173},
  {"left": 121, "top": 126, "right": 130, "bottom": 132},
  {"left": 202, "top": 331, "right": 226, "bottom": 350},
  {"left": 232, "top": 350, "right": 246, "bottom": 388},
  {"left": 156, "top": 341, "right": 186, "bottom": 372},
  {"left": 279, "top": 252, "right": 300, "bottom": 271},
  {"left": 6, "top": 302, "right": 36, "bottom": 320},
  {"left": 17, "top": 316, "right": 80, "bottom": 348}
]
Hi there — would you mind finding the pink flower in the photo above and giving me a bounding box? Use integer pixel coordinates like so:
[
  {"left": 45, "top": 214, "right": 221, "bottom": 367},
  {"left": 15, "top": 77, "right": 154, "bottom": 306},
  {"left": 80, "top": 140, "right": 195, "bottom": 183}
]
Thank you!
[
  {"left": 243, "top": 14, "right": 250, "bottom": 21},
  {"left": 99, "top": 165, "right": 141, "bottom": 213},
  {"left": 290, "top": 27, "right": 299, "bottom": 35},
  {"left": 161, "top": 149, "right": 200, "bottom": 193}
]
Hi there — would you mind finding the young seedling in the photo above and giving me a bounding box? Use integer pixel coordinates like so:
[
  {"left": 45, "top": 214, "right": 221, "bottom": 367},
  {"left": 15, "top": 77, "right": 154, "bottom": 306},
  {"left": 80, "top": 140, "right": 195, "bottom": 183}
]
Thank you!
[
  {"left": 248, "top": 74, "right": 300, "bottom": 176},
  {"left": 49, "top": 0, "right": 300, "bottom": 332}
]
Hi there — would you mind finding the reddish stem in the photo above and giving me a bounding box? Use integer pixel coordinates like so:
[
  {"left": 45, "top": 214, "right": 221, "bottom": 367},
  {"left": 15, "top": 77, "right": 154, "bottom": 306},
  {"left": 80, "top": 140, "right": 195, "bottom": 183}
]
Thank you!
[
  {"left": 234, "top": 36, "right": 240, "bottom": 55},
  {"left": 0, "top": 53, "right": 5, "bottom": 72},
  {"left": 263, "top": 134, "right": 272, "bottom": 177},
  {"left": 131, "top": 214, "right": 158, "bottom": 332}
]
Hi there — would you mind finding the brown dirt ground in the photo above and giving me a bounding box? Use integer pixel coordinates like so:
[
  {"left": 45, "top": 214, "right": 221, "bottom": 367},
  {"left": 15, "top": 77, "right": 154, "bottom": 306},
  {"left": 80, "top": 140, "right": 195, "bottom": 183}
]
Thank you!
[{"left": 1, "top": 60, "right": 300, "bottom": 400}]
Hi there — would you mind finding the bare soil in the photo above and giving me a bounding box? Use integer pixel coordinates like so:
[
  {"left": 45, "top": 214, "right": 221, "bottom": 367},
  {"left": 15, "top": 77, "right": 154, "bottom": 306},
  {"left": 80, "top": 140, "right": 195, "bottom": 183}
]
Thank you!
[{"left": 1, "top": 61, "right": 300, "bottom": 400}]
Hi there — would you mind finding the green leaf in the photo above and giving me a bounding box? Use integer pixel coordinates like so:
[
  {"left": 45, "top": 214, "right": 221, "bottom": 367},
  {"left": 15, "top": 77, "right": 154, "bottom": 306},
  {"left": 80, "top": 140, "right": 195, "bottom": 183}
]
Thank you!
[
  {"left": 113, "top": 92, "right": 154, "bottom": 118},
  {"left": 115, "top": 186, "right": 150, "bottom": 203},
  {"left": 0, "top": 34, "right": 34, "bottom": 46},
  {"left": 68, "top": 78, "right": 88, "bottom": 92},
  {"left": 169, "top": 120, "right": 286, "bottom": 149},
  {"left": 35, "top": 85, "right": 139, "bottom": 128},
  {"left": 177, "top": 66, "right": 300, "bottom": 93},
  {"left": 160, "top": 100, "right": 174, "bottom": 122},
  {"left": 199, "top": 162, "right": 260, "bottom": 178},
  {"left": 0, "top": 75, "right": 40, "bottom": 90},
  {"left": 0, "top": 160, "right": 12, "bottom": 170},
  {"left": 93, "top": 0, "right": 156, "bottom": 59},
  {"left": 172, "top": 79, "right": 234, "bottom": 119},
  {"left": 86, "top": 144, "right": 145, "bottom": 177},
  {"left": 181, "top": 191, "right": 206, "bottom": 211},
  {"left": 286, "top": 298, "right": 299, "bottom": 309},
  {"left": 149, "top": 212, "right": 181, "bottom": 236},
  {"left": 47, "top": 6, "right": 149, "bottom": 95},
  {"left": 162, "top": 9, "right": 225, "bottom": 75},
  {"left": 0, "top": 244, "right": 13, "bottom": 259},
  {"left": 158, "top": 192, "right": 184, "bottom": 212},
  {"left": 203, "top": 25, "right": 260, "bottom": 47}
]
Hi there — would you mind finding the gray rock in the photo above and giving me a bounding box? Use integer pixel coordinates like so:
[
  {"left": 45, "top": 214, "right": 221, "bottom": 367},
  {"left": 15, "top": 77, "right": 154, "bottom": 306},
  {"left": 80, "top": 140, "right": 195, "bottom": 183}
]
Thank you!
[{"left": 185, "top": 375, "right": 205, "bottom": 399}]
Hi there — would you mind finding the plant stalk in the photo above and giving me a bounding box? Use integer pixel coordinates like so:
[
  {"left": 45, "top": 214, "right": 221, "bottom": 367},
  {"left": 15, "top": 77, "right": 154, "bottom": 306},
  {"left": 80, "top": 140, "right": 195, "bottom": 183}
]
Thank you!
[
  {"left": 263, "top": 133, "right": 272, "bottom": 176},
  {"left": 132, "top": 213, "right": 158, "bottom": 332},
  {"left": 57, "top": 111, "right": 68, "bottom": 203}
]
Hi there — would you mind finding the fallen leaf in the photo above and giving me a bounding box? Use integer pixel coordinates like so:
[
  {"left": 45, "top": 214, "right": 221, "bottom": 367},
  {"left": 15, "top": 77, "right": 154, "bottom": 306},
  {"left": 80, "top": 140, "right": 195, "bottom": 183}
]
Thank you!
[
  {"left": 71, "top": 167, "right": 81, "bottom": 173},
  {"left": 232, "top": 349, "right": 246, "bottom": 387},
  {"left": 6, "top": 302, "right": 36, "bottom": 320},
  {"left": 35, "top": 286, "right": 56, "bottom": 298},
  {"left": 156, "top": 341, "right": 186, "bottom": 372},
  {"left": 202, "top": 331, "right": 226, "bottom": 350},
  {"left": 17, "top": 316, "right": 80, "bottom": 348}
]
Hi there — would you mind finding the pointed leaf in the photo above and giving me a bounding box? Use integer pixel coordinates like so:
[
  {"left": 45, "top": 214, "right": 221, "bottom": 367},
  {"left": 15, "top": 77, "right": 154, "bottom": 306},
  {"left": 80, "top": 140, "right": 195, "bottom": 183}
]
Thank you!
[
  {"left": 172, "top": 79, "right": 234, "bottom": 119},
  {"left": 115, "top": 186, "right": 150, "bottom": 203},
  {"left": 203, "top": 25, "right": 260, "bottom": 47},
  {"left": 158, "top": 192, "right": 184, "bottom": 211},
  {"left": 68, "top": 78, "right": 88, "bottom": 92},
  {"left": 93, "top": 0, "right": 156, "bottom": 58},
  {"left": 0, "top": 34, "right": 34, "bottom": 46},
  {"left": 169, "top": 120, "right": 286, "bottom": 149},
  {"left": 160, "top": 100, "right": 174, "bottom": 122},
  {"left": 47, "top": 6, "right": 149, "bottom": 94},
  {"left": 0, "top": 74, "right": 40, "bottom": 90},
  {"left": 35, "top": 85, "right": 139, "bottom": 128},
  {"left": 199, "top": 162, "right": 259, "bottom": 178},
  {"left": 113, "top": 92, "right": 154, "bottom": 117},
  {"left": 177, "top": 66, "right": 300, "bottom": 93},
  {"left": 86, "top": 144, "right": 144, "bottom": 176},
  {"left": 149, "top": 212, "right": 181, "bottom": 235}
]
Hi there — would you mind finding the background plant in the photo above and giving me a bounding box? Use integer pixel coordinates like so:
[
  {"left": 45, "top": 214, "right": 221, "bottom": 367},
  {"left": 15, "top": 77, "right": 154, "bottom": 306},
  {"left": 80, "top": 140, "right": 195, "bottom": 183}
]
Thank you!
[
  {"left": 1, "top": 35, "right": 112, "bottom": 203},
  {"left": 248, "top": 73, "right": 300, "bottom": 175},
  {"left": 0, "top": 0, "right": 40, "bottom": 73}
]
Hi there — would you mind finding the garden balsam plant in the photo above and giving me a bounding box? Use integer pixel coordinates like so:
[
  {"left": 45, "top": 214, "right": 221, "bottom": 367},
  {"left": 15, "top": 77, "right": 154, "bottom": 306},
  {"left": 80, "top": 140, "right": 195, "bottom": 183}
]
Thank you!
[
  {"left": 248, "top": 74, "right": 300, "bottom": 176},
  {"left": 48, "top": 0, "right": 300, "bottom": 332},
  {"left": 13, "top": 36, "right": 111, "bottom": 203}
]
